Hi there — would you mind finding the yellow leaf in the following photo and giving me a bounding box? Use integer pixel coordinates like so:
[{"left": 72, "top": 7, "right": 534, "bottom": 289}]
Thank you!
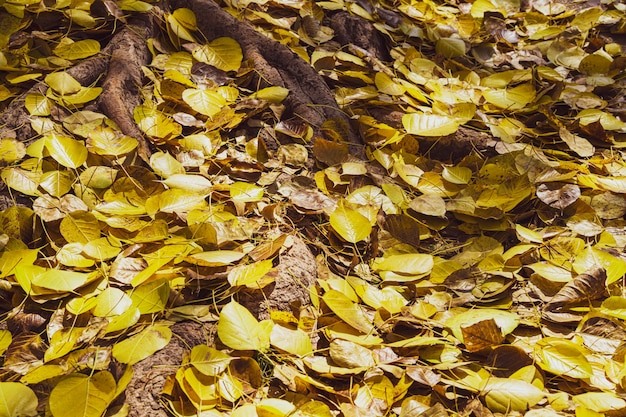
[
  {"left": 228, "top": 260, "right": 273, "bottom": 287},
  {"left": 186, "top": 250, "right": 245, "bottom": 267},
  {"left": 372, "top": 253, "right": 434, "bottom": 275},
  {"left": 150, "top": 151, "right": 185, "bottom": 178},
  {"left": 573, "top": 392, "right": 626, "bottom": 413},
  {"left": 49, "top": 372, "right": 116, "bottom": 417},
  {"left": 25, "top": 93, "right": 51, "bottom": 116},
  {"left": 329, "top": 201, "right": 372, "bottom": 243},
  {"left": 251, "top": 86, "right": 289, "bottom": 103},
  {"left": 375, "top": 72, "right": 406, "bottom": 96},
  {"left": 44, "top": 134, "right": 88, "bottom": 169},
  {"left": 53, "top": 38, "right": 100, "bottom": 60},
  {"left": 130, "top": 279, "right": 169, "bottom": 314},
  {"left": 217, "top": 300, "right": 271, "bottom": 351},
  {"left": 31, "top": 267, "right": 96, "bottom": 292},
  {"left": 0, "top": 330, "right": 12, "bottom": 356},
  {"left": 192, "top": 38, "right": 243, "bottom": 72},
  {"left": 0, "top": 138, "right": 26, "bottom": 163},
  {"left": 230, "top": 182, "right": 264, "bottom": 203},
  {"left": 483, "top": 83, "right": 536, "bottom": 110},
  {"left": 93, "top": 288, "right": 133, "bottom": 317},
  {"left": 162, "top": 174, "right": 212, "bottom": 193},
  {"left": 182, "top": 88, "right": 227, "bottom": 118},
  {"left": 134, "top": 105, "right": 182, "bottom": 139},
  {"left": 559, "top": 127, "right": 594, "bottom": 157},
  {"left": 402, "top": 113, "right": 459, "bottom": 136},
  {"left": 172, "top": 7, "right": 197, "bottom": 30},
  {"left": 65, "top": 9, "right": 97, "bottom": 27},
  {"left": 0, "top": 382, "right": 38, "bottom": 417},
  {"left": 435, "top": 37, "right": 466, "bottom": 58},
  {"left": 87, "top": 126, "right": 138, "bottom": 156},
  {"left": 112, "top": 324, "right": 172, "bottom": 365},
  {"left": 167, "top": 12, "right": 196, "bottom": 42},
  {"left": 270, "top": 325, "right": 313, "bottom": 356},
  {"left": 573, "top": 246, "right": 626, "bottom": 285},
  {"left": 482, "top": 378, "right": 545, "bottom": 413},
  {"left": 322, "top": 289, "right": 375, "bottom": 334},
  {"left": 189, "top": 345, "right": 232, "bottom": 376},
  {"left": 256, "top": 398, "right": 297, "bottom": 417},
  {"left": 534, "top": 338, "right": 592, "bottom": 379},
  {"left": 57, "top": 243, "right": 95, "bottom": 268},
  {"left": 55, "top": 86, "right": 102, "bottom": 106},
  {"left": 60, "top": 211, "right": 101, "bottom": 244},
  {"left": 82, "top": 237, "right": 121, "bottom": 261},
  {"left": 442, "top": 166, "right": 472, "bottom": 185},
  {"left": 45, "top": 72, "right": 81, "bottom": 95}
]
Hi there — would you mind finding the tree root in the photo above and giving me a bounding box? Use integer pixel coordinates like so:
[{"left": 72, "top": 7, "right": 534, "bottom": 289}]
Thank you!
[
  {"left": 97, "top": 20, "right": 155, "bottom": 163},
  {"left": 172, "top": 0, "right": 365, "bottom": 158}
]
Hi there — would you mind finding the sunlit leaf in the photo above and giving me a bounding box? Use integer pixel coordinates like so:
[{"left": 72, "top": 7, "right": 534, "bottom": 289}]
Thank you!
[
  {"left": 375, "top": 72, "right": 406, "bottom": 96},
  {"left": 217, "top": 300, "right": 271, "bottom": 351},
  {"left": 182, "top": 88, "right": 227, "bottom": 118},
  {"left": 322, "top": 290, "right": 375, "bottom": 334},
  {"left": 402, "top": 113, "right": 459, "bottom": 136},
  {"left": 189, "top": 345, "right": 232, "bottom": 376},
  {"left": 60, "top": 211, "right": 101, "bottom": 244},
  {"left": 442, "top": 166, "right": 472, "bottom": 185},
  {"left": 192, "top": 38, "right": 243, "bottom": 72},
  {"left": 172, "top": 7, "right": 197, "bottom": 30},
  {"left": 270, "top": 325, "right": 313, "bottom": 357},
  {"left": 93, "top": 287, "right": 133, "bottom": 317},
  {"left": 446, "top": 309, "right": 519, "bottom": 343},
  {"left": 112, "top": 324, "right": 172, "bottom": 365},
  {"left": 186, "top": 250, "right": 245, "bottom": 267},
  {"left": 573, "top": 392, "right": 626, "bottom": 413},
  {"left": 573, "top": 246, "right": 626, "bottom": 285},
  {"left": 230, "top": 182, "right": 264, "bottom": 203},
  {"left": 482, "top": 378, "right": 544, "bottom": 413},
  {"left": 559, "top": 127, "right": 594, "bottom": 157},
  {"left": 49, "top": 372, "right": 116, "bottom": 417},
  {"left": 0, "top": 382, "right": 38, "bottom": 417},
  {"left": 162, "top": 174, "right": 212, "bottom": 193},
  {"left": 372, "top": 253, "right": 434, "bottom": 276},
  {"left": 44, "top": 134, "right": 88, "bottom": 169},
  {"left": 251, "top": 86, "right": 289, "bottom": 103},
  {"left": 534, "top": 338, "right": 592, "bottom": 379},
  {"left": 483, "top": 83, "right": 536, "bottom": 110},
  {"left": 329, "top": 201, "right": 372, "bottom": 243},
  {"left": 45, "top": 72, "right": 82, "bottom": 95},
  {"left": 228, "top": 260, "right": 273, "bottom": 287},
  {"left": 25, "top": 93, "right": 51, "bottom": 116},
  {"left": 53, "top": 38, "right": 100, "bottom": 60},
  {"left": 130, "top": 279, "right": 169, "bottom": 314}
]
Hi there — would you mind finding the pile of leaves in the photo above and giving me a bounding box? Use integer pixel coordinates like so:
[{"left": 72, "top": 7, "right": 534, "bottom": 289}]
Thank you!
[{"left": 1, "top": 0, "right": 626, "bottom": 415}]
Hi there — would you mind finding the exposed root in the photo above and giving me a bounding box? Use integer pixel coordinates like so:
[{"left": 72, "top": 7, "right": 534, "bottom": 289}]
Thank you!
[
  {"left": 97, "top": 20, "right": 154, "bottom": 163},
  {"left": 172, "top": 0, "right": 365, "bottom": 158}
]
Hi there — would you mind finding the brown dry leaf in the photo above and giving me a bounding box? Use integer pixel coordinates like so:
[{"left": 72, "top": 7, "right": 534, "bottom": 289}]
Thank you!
[
  {"left": 109, "top": 257, "right": 148, "bottom": 285},
  {"left": 544, "top": 266, "right": 606, "bottom": 311},
  {"left": 313, "top": 138, "right": 349, "bottom": 166},
  {"left": 406, "top": 366, "right": 441, "bottom": 387},
  {"left": 461, "top": 318, "right": 504, "bottom": 353},
  {"left": 536, "top": 182, "right": 581, "bottom": 209},
  {"left": 382, "top": 214, "right": 424, "bottom": 248}
]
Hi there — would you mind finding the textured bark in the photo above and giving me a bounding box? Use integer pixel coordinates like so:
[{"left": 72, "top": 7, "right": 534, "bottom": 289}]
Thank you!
[
  {"left": 172, "top": 0, "right": 364, "bottom": 158},
  {"left": 97, "top": 20, "right": 154, "bottom": 162}
]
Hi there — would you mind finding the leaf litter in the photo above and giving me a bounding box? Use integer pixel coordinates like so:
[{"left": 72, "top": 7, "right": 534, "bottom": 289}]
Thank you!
[{"left": 0, "top": 0, "right": 626, "bottom": 415}]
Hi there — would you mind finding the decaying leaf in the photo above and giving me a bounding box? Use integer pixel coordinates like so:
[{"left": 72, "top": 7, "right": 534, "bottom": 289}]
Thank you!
[{"left": 544, "top": 266, "right": 607, "bottom": 311}]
